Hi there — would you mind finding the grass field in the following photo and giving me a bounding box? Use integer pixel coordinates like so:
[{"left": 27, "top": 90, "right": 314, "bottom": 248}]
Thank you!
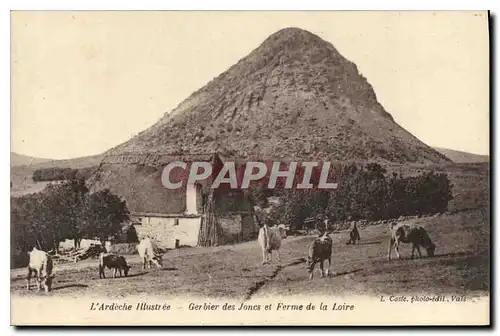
[{"left": 11, "top": 208, "right": 490, "bottom": 300}]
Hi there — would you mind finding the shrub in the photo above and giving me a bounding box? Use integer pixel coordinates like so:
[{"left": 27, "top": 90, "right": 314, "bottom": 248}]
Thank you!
[
  {"left": 32, "top": 167, "right": 95, "bottom": 182},
  {"left": 254, "top": 163, "right": 454, "bottom": 230}
]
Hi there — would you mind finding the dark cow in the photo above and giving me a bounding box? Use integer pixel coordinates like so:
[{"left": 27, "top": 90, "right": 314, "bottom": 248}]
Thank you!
[
  {"left": 346, "top": 222, "right": 361, "bottom": 245},
  {"left": 306, "top": 232, "right": 333, "bottom": 280},
  {"left": 98, "top": 253, "right": 131, "bottom": 279},
  {"left": 388, "top": 222, "right": 436, "bottom": 260}
]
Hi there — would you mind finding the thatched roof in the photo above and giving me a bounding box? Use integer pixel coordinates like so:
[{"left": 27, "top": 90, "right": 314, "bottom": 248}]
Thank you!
[
  {"left": 101, "top": 152, "right": 222, "bottom": 167},
  {"left": 88, "top": 152, "right": 229, "bottom": 214}
]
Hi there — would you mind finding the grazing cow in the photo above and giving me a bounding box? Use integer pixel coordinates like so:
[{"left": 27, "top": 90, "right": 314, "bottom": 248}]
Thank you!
[
  {"left": 137, "top": 237, "right": 163, "bottom": 270},
  {"left": 98, "top": 253, "right": 130, "bottom": 279},
  {"left": 307, "top": 232, "right": 333, "bottom": 280},
  {"left": 258, "top": 223, "right": 287, "bottom": 265},
  {"left": 388, "top": 222, "right": 436, "bottom": 260},
  {"left": 346, "top": 222, "right": 361, "bottom": 245},
  {"left": 26, "top": 247, "right": 55, "bottom": 293}
]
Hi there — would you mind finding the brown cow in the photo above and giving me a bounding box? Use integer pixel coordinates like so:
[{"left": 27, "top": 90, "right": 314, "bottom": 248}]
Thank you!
[
  {"left": 306, "top": 232, "right": 333, "bottom": 280},
  {"left": 346, "top": 222, "right": 361, "bottom": 245},
  {"left": 388, "top": 222, "right": 436, "bottom": 260}
]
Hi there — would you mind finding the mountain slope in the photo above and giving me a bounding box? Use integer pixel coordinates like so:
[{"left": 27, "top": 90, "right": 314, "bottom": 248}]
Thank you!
[
  {"left": 107, "top": 27, "right": 450, "bottom": 164},
  {"left": 433, "top": 147, "right": 489, "bottom": 163}
]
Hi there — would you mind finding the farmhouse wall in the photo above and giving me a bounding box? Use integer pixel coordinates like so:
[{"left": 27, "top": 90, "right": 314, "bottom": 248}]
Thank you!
[
  {"left": 186, "top": 183, "right": 198, "bottom": 214},
  {"left": 218, "top": 213, "right": 259, "bottom": 244},
  {"left": 133, "top": 216, "right": 202, "bottom": 249}
]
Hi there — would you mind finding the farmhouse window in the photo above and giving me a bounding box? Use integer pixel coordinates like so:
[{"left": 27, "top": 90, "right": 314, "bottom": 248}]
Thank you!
[{"left": 173, "top": 218, "right": 180, "bottom": 226}]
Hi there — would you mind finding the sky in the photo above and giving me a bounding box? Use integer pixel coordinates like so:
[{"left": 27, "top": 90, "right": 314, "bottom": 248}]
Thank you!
[{"left": 11, "top": 11, "right": 489, "bottom": 159}]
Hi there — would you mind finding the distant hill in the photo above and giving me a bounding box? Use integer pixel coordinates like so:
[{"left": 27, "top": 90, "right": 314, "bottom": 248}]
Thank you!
[
  {"left": 10, "top": 152, "right": 104, "bottom": 169},
  {"left": 11, "top": 153, "right": 52, "bottom": 167},
  {"left": 433, "top": 147, "right": 489, "bottom": 163},
  {"left": 10, "top": 152, "right": 104, "bottom": 197}
]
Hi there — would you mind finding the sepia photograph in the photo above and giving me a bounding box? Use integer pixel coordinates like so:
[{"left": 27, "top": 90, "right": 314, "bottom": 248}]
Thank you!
[{"left": 9, "top": 10, "right": 490, "bottom": 326}]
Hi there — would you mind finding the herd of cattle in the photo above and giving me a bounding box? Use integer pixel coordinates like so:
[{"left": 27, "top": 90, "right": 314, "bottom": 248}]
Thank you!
[
  {"left": 26, "top": 237, "right": 163, "bottom": 293},
  {"left": 257, "top": 219, "right": 436, "bottom": 280},
  {"left": 23, "top": 219, "right": 436, "bottom": 293}
]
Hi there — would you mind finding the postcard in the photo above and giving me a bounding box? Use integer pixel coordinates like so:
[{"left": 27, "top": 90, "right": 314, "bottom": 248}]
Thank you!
[{"left": 10, "top": 10, "right": 490, "bottom": 326}]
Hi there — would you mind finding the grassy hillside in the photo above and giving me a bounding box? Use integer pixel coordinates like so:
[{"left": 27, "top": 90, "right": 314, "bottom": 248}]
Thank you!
[
  {"left": 433, "top": 147, "right": 489, "bottom": 163},
  {"left": 11, "top": 209, "right": 489, "bottom": 299},
  {"left": 10, "top": 152, "right": 52, "bottom": 167}
]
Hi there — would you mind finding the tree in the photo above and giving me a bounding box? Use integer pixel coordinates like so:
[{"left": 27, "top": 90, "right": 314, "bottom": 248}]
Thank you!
[
  {"left": 324, "top": 163, "right": 453, "bottom": 222},
  {"left": 82, "top": 189, "right": 130, "bottom": 245},
  {"left": 359, "top": 163, "right": 388, "bottom": 220},
  {"left": 11, "top": 182, "right": 130, "bottom": 268},
  {"left": 32, "top": 167, "right": 82, "bottom": 182},
  {"left": 43, "top": 179, "right": 89, "bottom": 249},
  {"left": 326, "top": 163, "right": 361, "bottom": 221},
  {"left": 414, "top": 171, "right": 453, "bottom": 214},
  {"left": 386, "top": 172, "right": 407, "bottom": 218},
  {"left": 11, "top": 197, "right": 36, "bottom": 267}
]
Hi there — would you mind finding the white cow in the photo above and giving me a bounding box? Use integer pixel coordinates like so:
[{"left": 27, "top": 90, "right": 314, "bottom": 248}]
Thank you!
[
  {"left": 258, "top": 224, "right": 288, "bottom": 265},
  {"left": 26, "top": 247, "right": 55, "bottom": 293},
  {"left": 137, "top": 237, "right": 163, "bottom": 270}
]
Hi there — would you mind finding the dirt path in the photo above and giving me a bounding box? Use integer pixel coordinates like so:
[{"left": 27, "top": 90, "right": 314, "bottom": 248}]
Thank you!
[{"left": 243, "top": 258, "right": 307, "bottom": 301}]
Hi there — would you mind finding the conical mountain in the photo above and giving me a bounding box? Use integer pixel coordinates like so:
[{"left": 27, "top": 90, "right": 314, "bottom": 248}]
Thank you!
[{"left": 107, "top": 27, "right": 450, "bottom": 164}]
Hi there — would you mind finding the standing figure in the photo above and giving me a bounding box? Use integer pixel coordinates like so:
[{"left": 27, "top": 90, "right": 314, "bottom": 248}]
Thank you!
[{"left": 346, "top": 222, "right": 361, "bottom": 245}]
